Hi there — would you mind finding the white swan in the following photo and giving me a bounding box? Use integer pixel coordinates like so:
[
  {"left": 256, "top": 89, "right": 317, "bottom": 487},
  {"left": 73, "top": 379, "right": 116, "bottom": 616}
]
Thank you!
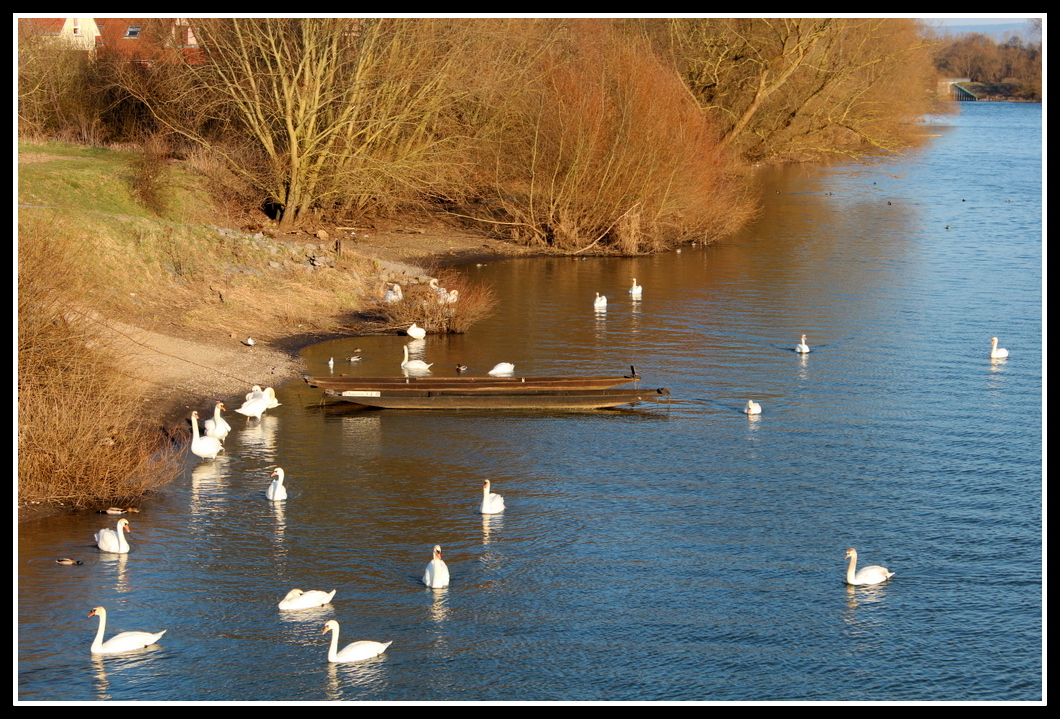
[
  {"left": 423, "top": 545, "right": 450, "bottom": 588},
  {"left": 190, "top": 411, "right": 224, "bottom": 460},
  {"left": 264, "top": 387, "right": 281, "bottom": 409},
  {"left": 235, "top": 392, "right": 269, "bottom": 420},
  {"left": 488, "top": 362, "right": 515, "bottom": 376},
  {"left": 279, "top": 588, "right": 336, "bottom": 610},
  {"left": 267, "top": 467, "right": 288, "bottom": 501},
  {"left": 246, "top": 385, "right": 264, "bottom": 402},
  {"left": 88, "top": 606, "right": 166, "bottom": 654},
  {"left": 629, "top": 278, "right": 643, "bottom": 298},
  {"left": 744, "top": 400, "right": 762, "bottom": 415},
  {"left": 594, "top": 292, "right": 607, "bottom": 311},
  {"left": 428, "top": 278, "right": 448, "bottom": 301},
  {"left": 328, "top": 357, "right": 335, "bottom": 369},
  {"left": 383, "top": 283, "right": 404, "bottom": 303},
  {"left": 401, "top": 345, "right": 433, "bottom": 371},
  {"left": 844, "top": 548, "right": 894, "bottom": 586},
  {"left": 444, "top": 289, "right": 459, "bottom": 305},
  {"left": 796, "top": 334, "right": 810, "bottom": 354},
  {"left": 322, "top": 620, "right": 391, "bottom": 663},
  {"left": 95, "top": 518, "right": 131, "bottom": 553},
  {"left": 481, "top": 480, "right": 505, "bottom": 514},
  {"left": 204, "top": 402, "right": 231, "bottom": 443},
  {"left": 989, "top": 337, "right": 1010, "bottom": 359},
  {"left": 407, "top": 323, "right": 426, "bottom": 340}
]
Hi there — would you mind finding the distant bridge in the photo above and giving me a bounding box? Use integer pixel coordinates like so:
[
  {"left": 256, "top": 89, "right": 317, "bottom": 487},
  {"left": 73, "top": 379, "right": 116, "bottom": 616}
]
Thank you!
[{"left": 938, "top": 79, "right": 978, "bottom": 101}]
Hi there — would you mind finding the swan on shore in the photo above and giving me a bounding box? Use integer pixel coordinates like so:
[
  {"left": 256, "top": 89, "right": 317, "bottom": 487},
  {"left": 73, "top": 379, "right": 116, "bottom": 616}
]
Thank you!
[
  {"left": 88, "top": 606, "right": 166, "bottom": 654},
  {"left": 844, "top": 548, "right": 894, "bottom": 586},
  {"left": 95, "top": 518, "right": 131, "bottom": 553},
  {"left": 383, "top": 283, "right": 404, "bottom": 303},
  {"left": 423, "top": 545, "right": 450, "bottom": 588},
  {"left": 481, "top": 479, "right": 505, "bottom": 514},
  {"left": 322, "top": 620, "right": 391, "bottom": 663},
  {"left": 989, "top": 337, "right": 1010, "bottom": 359}
]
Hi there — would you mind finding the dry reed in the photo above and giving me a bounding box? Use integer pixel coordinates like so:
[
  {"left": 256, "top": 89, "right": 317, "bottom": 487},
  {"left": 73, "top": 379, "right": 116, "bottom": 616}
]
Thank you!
[{"left": 361, "top": 269, "right": 496, "bottom": 335}]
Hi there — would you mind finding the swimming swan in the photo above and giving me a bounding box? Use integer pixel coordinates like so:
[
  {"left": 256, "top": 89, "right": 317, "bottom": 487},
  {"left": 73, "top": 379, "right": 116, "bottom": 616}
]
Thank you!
[
  {"left": 423, "top": 545, "right": 450, "bottom": 588},
  {"left": 796, "top": 334, "right": 810, "bottom": 354},
  {"left": 279, "top": 588, "right": 336, "bottom": 610},
  {"left": 744, "top": 400, "right": 762, "bottom": 415},
  {"left": 190, "top": 411, "right": 224, "bottom": 460},
  {"left": 204, "top": 402, "right": 231, "bottom": 442},
  {"left": 488, "top": 362, "right": 515, "bottom": 376},
  {"left": 407, "top": 323, "right": 426, "bottom": 340},
  {"left": 844, "top": 548, "right": 894, "bottom": 586},
  {"left": 481, "top": 480, "right": 505, "bottom": 514},
  {"left": 629, "top": 279, "right": 643, "bottom": 298},
  {"left": 267, "top": 468, "right": 288, "bottom": 501},
  {"left": 401, "top": 345, "right": 433, "bottom": 371},
  {"left": 95, "top": 518, "right": 131, "bottom": 553},
  {"left": 322, "top": 620, "right": 391, "bottom": 663},
  {"left": 989, "top": 337, "right": 1010, "bottom": 359},
  {"left": 594, "top": 293, "right": 607, "bottom": 311},
  {"left": 88, "top": 606, "right": 166, "bottom": 654}
]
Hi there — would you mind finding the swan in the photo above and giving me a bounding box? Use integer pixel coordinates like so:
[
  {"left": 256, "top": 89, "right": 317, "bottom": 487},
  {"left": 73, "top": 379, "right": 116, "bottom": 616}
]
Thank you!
[
  {"left": 407, "top": 323, "right": 426, "bottom": 340},
  {"left": 796, "top": 334, "right": 810, "bottom": 354},
  {"left": 267, "top": 467, "right": 288, "bottom": 501},
  {"left": 204, "top": 402, "right": 231, "bottom": 443},
  {"left": 428, "top": 278, "right": 449, "bottom": 301},
  {"left": 744, "top": 400, "right": 762, "bottom": 415},
  {"left": 401, "top": 345, "right": 433, "bottom": 371},
  {"left": 322, "top": 620, "right": 391, "bottom": 663},
  {"left": 423, "top": 545, "right": 450, "bottom": 588},
  {"left": 989, "top": 337, "right": 1010, "bottom": 359},
  {"left": 444, "top": 289, "right": 459, "bottom": 305},
  {"left": 235, "top": 393, "right": 269, "bottom": 420},
  {"left": 245, "top": 337, "right": 256, "bottom": 346},
  {"left": 488, "top": 362, "right": 515, "bottom": 376},
  {"left": 629, "top": 278, "right": 643, "bottom": 298},
  {"left": 328, "top": 357, "right": 335, "bottom": 369},
  {"left": 279, "top": 588, "right": 336, "bottom": 610},
  {"left": 481, "top": 480, "right": 505, "bottom": 514},
  {"left": 246, "top": 385, "right": 264, "bottom": 402},
  {"left": 263, "top": 387, "right": 281, "bottom": 409},
  {"left": 844, "top": 548, "right": 894, "bottom": 586},
  {"left": 88, "top": 606, "right": 166, "bottom": 654},
  {"left": 190, "top": 411, "right": 224, "bottom": 460},
  {"left": 95, "top": 518, "right": 131, "bottom": 553},
  {"left": 594, "top": 292, "right": 607, "bottom": 311},
  {"left": 383, "top": 283, "right": 404, "bottom": 303}
]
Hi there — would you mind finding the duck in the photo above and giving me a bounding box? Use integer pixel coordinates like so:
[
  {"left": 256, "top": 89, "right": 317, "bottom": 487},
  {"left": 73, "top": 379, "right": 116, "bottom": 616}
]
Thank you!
[
  {"left": 322, "top": 620, "right": 391, "bottom": 663},
  {"left": 190, "top": 411, "right": 224, "bottom": 459},
  {"left": 383, "top": 283, "right": 404, "bottom": 304},
  {"left": 795, "top": 334, "right": 810, "bottom": 354},
  {"left": 744, "top": 400, "right": 762, "bottom": 415},
  {"left": 267, "top": 467, "right": 288, "bottom": 501},
  {"left": 56, "top": 558, "right": 83, "bottom": 565},
  {"left": 480, "top": 480, "right": 505, "bottom": 514},
  {"left": 88, "top": 606, "right": 166, "bottom": 654},
  {"left": 203, "top": 402, "right": 231, "bottom": 443},
  {"left": 278, "top": 588, "right": 336, "bottom": 610},
  {"left": 488, "top": 362, "right": 515, "bottom": 376},
  {"left": 95, "top": 518, "right": 131, "bottom": 553},
  {"left": 423, "top": 545, "right": 450, "bottom": 589},
  {"left": 594, "top": 292, "right": 607, "bottom": 311},
  {"left": 629, "top": 278, "right": 643, "bottom": 298},
  {"left": 401, "top": 345, "right": 433, "bottom": 372},
  {"left": 456, "top": 364, "right": 468, "bottom": 373},
  {"left": 844, "top": 548, "right": 894, "bottom": 586},
  {"left": 407, "top": 323, "right": 426, "bottom": 340},
  {"left": 989, "top": 337, "right": 1010, "bottom": 359}
]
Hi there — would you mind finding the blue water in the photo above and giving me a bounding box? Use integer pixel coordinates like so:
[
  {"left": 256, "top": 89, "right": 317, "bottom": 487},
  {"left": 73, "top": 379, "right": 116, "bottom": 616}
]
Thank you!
[{"left": 18, "top": 102, "right": 1042, "bottom": 702}]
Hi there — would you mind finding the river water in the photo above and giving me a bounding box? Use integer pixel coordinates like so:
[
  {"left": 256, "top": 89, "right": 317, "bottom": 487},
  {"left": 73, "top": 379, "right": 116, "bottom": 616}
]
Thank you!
[{"left": 18, "top": 102, "right": 1041, "bottom": 702}]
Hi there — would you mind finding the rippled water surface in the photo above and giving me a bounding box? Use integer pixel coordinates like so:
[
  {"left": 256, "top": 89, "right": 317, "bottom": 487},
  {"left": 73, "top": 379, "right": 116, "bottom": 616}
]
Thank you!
[{"left": 18, "top": 103, "right": 1041, "bottom": 702}]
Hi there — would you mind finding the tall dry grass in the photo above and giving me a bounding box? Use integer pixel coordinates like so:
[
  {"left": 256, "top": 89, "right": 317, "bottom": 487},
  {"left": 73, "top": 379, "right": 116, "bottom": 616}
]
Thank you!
[
  {"left": 18, "top": 220, "right": 181, "bottom": 508},
  {"left": 360, "top": 269, "right": 496, "bottom": 335}
]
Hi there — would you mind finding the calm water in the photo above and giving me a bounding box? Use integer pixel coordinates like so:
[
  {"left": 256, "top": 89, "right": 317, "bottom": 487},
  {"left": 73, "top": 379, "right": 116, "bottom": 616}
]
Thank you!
[{"left": 18, "top": 103, "right": 1042, "bottom": 702}]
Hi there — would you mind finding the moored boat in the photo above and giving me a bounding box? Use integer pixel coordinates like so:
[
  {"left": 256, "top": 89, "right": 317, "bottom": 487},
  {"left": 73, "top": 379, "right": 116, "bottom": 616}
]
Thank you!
[{"left": 323, "top": 387, "right": 670, "bottom": 410}]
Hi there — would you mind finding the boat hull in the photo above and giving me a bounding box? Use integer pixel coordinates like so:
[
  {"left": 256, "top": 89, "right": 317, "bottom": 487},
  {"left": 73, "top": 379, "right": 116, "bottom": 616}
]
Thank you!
[{"left": 324, "top": 387, "right": 670, "bottom": 410}]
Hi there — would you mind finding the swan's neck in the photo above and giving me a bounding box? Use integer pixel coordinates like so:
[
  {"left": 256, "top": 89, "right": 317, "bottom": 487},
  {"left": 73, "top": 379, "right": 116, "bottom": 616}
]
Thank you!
[
  {"left": 91, "top": 610, "right": 107, "bottom": 652},
  {"left": 191, "top": 415, "right": 200, "bottom": 440},
  {"left": 275, "top": 470, "right": 285, "bottom": 487},
  {"left": 328, "top": 625, "right": 340, "bottom": 662},
  {"left": 846, "top": 552, "right": 858, "bottom": 584}
]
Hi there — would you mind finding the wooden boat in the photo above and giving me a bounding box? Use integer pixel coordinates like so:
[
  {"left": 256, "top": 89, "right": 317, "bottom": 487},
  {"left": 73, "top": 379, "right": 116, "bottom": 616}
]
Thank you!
[
  {"left": 323, "top": 386, "right": 670, "bottom": 410},
  {"left": 304, "top": 374, "right": 638, "bottom": 393}
]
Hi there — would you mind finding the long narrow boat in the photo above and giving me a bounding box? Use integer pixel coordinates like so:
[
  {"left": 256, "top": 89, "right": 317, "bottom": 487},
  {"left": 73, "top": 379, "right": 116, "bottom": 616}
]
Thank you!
[
  {"left": 305, "top": 374, "right": 638, "bottom": 392},
  {"left": 323, "top": 387, "right": 670, "bottom": 410}
]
